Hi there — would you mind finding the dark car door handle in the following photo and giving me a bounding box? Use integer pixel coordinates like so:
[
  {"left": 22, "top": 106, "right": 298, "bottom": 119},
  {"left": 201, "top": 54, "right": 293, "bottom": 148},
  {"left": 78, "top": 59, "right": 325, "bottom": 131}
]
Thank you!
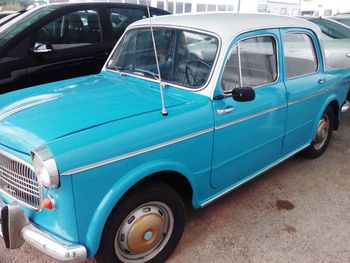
[{"left": 318, "top": 79, "right": 325, "bottom": 84}]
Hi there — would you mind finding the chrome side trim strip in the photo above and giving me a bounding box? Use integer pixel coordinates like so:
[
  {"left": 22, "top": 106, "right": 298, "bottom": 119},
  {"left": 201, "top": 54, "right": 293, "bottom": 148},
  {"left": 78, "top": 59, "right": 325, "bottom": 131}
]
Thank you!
[
  {"left": 61, "top": 84, "right": 342, "bottom": 176},
  {"left": 288, "top": 89, "right": 328, "bottom": 106},
  {"left": 0, "top": 97, "right": 58, "bottom": 121},
  {"left": 200, "top": 143, "right": 310, "bottom": 208},
  {"left": 62, "top": 127, "right": 214, "bottom": 175},
  {"left": 215, "top": 104, "right": 287, "bottom": 130}
]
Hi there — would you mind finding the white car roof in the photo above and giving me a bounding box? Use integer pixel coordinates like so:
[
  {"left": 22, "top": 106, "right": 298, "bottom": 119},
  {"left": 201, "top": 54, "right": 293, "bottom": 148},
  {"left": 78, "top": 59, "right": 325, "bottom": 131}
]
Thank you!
[
  {"left": 131, "top": 13, "right": 322, "bottom": 40},
  {"left": 121, "top": 13, "right": 323, "bottom": 98}
]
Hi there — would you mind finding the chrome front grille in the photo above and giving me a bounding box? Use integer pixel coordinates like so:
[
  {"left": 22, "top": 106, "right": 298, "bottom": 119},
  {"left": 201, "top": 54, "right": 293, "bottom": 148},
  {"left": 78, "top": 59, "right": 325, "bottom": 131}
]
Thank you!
[{"left": 0, "top": 151, "right": 41, "bottom": 210}]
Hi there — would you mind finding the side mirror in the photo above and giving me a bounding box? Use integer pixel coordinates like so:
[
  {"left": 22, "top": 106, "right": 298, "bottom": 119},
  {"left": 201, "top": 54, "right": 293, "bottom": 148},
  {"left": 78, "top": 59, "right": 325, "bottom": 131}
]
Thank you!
[
  {"left": 232, "top": 87, "right": 255, "bottom": 102},
  {"left": 33, "top": 42, "right": 53, "bottom": 54}
]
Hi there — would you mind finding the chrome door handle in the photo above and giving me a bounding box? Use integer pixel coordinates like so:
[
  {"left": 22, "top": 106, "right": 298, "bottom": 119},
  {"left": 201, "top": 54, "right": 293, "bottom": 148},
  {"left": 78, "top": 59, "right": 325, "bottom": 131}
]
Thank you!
[
  {"left": 318, "top": 79, "right": 325, "bottom": 84},
  {"left": 217, "top": 107, "right": 235, "bottom": 115}
]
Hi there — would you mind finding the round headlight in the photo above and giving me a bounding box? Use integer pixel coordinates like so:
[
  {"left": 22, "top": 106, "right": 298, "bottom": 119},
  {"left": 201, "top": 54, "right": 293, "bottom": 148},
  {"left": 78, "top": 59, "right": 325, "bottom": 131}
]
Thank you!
[{"left": 31, "top": 146, "right": 59, "bottom": 189}]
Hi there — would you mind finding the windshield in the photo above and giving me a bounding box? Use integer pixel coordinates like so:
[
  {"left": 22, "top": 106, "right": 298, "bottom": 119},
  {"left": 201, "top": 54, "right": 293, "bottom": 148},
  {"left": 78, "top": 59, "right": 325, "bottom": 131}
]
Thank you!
[
  {"left": 331, "top": 17, "right": 350, "bottom": 28},
  {"left": 0, "top": 12, "right": 21, "bottom": 27},
  {"left": 107, "top": 27, "right": 219, "bottom": 89},
  {"left": 309, "top": 18, "right": 350, "bottom": 39},
  {"left": 0, "top": 6, "right": 59, "bottom": 45}
]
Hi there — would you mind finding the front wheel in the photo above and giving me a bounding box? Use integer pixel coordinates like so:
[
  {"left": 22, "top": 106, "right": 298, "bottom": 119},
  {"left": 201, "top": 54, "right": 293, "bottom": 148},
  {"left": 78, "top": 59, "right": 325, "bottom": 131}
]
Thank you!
[
  {"left": 303, "top": 106, "right": 334, "bottom": 158},
  {"left": 96, "top": 181, "right": 185, "bottom": 263}
]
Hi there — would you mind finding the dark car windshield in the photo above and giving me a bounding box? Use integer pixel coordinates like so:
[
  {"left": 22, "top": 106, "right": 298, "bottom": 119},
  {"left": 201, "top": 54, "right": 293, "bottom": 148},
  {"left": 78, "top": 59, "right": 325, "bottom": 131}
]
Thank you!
[
  {"left": 107, "top": 27, "right": 219, "bottom": 89},
  {"left": 0, "top": 12, "right": 22, "bottom": 27},
  {"left": 331, "top": 17, "right": 350, "bottom": 28},
  {"left": 309, "top": 18, "right": 350, "bottom": 39},
  {"left": 0, "top": 5, "right": 59, "bottom": 45}
]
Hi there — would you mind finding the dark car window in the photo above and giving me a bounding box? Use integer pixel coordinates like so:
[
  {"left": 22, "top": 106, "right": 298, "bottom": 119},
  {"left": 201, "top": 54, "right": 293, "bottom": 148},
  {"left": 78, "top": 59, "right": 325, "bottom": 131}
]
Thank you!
[
  {"left": 151, "top": 9, "right": 169, "bottom": 17},
  {"left": 37, "top": 10, "right": 102, "bottom": 50},
  {"left": 109, "top": 8, "right": 146, "bottom": 40},
  {"left": 331, "top": 17, "right": 350, "bottom": 28},
  {"left": 284, "top": 33, "right": 318, "bottom": 78},
  {"left": 309, "top": 18, "right": 350, "bottom": 39},
  {"left": 221, "top": 36, "right": 277, "bottom": 92}
]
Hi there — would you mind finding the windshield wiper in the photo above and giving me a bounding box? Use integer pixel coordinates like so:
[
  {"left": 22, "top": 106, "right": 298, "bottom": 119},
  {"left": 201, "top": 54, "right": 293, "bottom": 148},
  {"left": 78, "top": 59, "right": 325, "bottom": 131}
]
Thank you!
[
  {"left": 108, "top": 65, "right": 160, "bottom": 80},
  {"left": 130, "top": 67, "right": 160, "bottom": 81},
  {"left": 108, "top": 65, "right": 126, "bottom": 76}
]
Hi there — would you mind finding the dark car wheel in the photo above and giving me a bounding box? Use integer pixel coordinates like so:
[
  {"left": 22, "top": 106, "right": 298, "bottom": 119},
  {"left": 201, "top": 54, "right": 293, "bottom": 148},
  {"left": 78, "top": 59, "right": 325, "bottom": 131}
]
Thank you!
[
  {"left": 95, "top": 181, "right": 185, "bottom": 263},
  {"left": 303, "top": 106, "right": 334, "bottom": 158}
]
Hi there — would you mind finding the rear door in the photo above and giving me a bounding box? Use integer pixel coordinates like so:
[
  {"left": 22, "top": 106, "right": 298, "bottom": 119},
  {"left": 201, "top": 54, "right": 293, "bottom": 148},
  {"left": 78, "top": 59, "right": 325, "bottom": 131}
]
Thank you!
[
  {"left": 281, "top": 29, "right": 327, "bottom": 154},
  {"left": 26, "top": 7, "right": 109, "bottom": 87}
]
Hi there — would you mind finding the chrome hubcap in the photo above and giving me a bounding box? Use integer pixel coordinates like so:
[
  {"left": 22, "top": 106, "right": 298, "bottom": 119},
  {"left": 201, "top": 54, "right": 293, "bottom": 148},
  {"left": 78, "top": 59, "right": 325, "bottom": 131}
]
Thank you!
[
  {"left": 115, "top": 202, "right": 174, "bottom": 262},
  {"left": 313, "top": 114, "right": 329, "bottom": 150}
]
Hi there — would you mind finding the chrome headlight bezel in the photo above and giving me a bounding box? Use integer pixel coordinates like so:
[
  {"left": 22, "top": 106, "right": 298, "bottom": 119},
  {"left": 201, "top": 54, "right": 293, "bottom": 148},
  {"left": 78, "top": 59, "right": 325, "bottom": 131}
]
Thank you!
[{"left": 31, "top": 146, "right": 60, "bottom": 189}]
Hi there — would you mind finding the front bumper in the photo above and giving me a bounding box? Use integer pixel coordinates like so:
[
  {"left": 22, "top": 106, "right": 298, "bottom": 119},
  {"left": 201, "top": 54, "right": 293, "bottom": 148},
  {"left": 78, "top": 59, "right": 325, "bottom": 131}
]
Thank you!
[{"left": 0, "top": 199, "right": 87, "bottom": 262}]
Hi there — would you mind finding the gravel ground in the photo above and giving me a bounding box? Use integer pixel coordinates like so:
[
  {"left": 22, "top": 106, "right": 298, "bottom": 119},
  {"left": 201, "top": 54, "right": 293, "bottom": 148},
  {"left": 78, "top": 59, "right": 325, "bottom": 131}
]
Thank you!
[{"left": 1, "top": 110, "right": 349, "bottom": 263}]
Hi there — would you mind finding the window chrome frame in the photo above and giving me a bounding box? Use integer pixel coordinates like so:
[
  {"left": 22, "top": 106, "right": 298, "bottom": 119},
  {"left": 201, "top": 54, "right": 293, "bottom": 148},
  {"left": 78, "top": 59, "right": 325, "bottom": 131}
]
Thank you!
[
  {"left": 283, "top": 31, "right": 321, "bottom": 80},
  {"left": 104, "top": 24, "right": 222, "bottom": 93},
  {"left": 219, "top": 33, "right": 280, "bottom": 95}
]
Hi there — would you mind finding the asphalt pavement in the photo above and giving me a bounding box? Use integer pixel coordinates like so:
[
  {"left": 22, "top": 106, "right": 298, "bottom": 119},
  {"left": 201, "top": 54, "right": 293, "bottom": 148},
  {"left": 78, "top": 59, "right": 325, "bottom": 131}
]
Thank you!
[{"left": 1, "top": 110, "right": 349, "bottom": 263}]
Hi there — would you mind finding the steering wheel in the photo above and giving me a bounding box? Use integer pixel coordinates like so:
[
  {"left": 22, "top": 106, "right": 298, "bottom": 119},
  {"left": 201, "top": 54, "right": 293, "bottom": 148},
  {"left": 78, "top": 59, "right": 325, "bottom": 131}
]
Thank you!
[{"left": 185, "top": 59, "right": 211, "bottom": 87}]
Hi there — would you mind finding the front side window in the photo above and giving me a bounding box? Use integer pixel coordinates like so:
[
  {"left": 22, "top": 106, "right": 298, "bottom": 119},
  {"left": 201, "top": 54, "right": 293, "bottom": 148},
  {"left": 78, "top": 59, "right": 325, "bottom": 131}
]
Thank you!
[
  {"left": 221, "top": 35, "right": 278, "bottom": 93},
  {"left": 284, "top": 33, "right": 318, "bottom": 78},
  {"left": 107, "top": 27, "right": 219, "bottom": 89},
  {"left": 37, "top": 10, "right": 102, "bottom": 50}
]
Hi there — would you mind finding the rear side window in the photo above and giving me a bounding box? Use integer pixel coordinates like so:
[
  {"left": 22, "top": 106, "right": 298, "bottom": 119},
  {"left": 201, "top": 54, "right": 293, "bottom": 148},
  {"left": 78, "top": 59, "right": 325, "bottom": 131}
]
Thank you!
[
  {"left": 283, "top": 33, "right": 318, "bottom": 78},
  {"left": 109, "top": 8, "right": 146, "bottom": 40},
  {"left": 37, "top": 10, "right": 102, "bottom": 49},
  {"left": 221, "top": 35, "right": 278, "bottom": 93}
]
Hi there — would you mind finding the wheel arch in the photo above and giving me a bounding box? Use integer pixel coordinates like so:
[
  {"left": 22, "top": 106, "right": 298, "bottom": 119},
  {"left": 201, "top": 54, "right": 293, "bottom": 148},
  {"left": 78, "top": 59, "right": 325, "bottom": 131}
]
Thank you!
[
  {"left": 84, "top": 160, "right": 197, "bottom": 256},
  {"left": 311, "top": 96, "right": 340, "bottom": 141},
  {"left": 328, "top": 100, "right": 340, "bottom": 130}
]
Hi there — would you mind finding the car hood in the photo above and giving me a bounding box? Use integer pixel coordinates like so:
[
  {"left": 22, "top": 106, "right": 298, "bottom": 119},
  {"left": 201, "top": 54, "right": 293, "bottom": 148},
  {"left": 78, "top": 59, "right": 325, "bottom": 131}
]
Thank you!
[{"left": 0, "top": 73, "right": 188, "bottom": 154}]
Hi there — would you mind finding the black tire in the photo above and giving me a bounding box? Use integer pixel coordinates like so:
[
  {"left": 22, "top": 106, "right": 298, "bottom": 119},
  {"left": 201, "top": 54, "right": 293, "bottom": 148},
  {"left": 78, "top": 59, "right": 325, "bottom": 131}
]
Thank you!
[
  {"left": 95, "top": 180, "right": 185, "bottom": 263},
  {"left": 303, "top": 106, "right": 334, "bottom": 158}
]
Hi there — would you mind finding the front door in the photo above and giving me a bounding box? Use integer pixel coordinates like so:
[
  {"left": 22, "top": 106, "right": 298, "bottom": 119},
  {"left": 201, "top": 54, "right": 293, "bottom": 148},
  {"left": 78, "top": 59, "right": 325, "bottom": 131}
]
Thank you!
[
  {"left": 26, "top": 8, "right": 109, "bottom": 87},
  {"left": 211, "top": 30, "right": 287, "bottom": 189}
]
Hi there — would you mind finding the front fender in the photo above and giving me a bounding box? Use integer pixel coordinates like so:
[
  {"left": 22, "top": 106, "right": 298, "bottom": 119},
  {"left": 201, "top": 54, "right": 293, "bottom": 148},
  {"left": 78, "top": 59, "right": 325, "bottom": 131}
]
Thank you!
[{"left": 84, "top": 160, "right": 197, "bottom": 256}]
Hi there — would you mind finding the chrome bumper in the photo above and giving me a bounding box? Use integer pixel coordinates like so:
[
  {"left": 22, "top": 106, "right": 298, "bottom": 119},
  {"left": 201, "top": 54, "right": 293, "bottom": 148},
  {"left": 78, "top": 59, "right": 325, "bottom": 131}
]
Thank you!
[
  {"left": 0, "top": 199, "right": 87, "bottom": 262},
  {"left": 342, "top": 101, "right": 350, "bottom": 113}
]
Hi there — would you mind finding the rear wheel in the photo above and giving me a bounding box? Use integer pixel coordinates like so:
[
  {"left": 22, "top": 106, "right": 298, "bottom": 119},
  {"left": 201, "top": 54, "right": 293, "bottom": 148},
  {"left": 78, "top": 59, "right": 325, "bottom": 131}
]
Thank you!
[
  {"left": 96, "top": 181, "right": 185, "bottom": 263},
  {"left": 303, "top": 106, "right": 334, "bottom": 158}
]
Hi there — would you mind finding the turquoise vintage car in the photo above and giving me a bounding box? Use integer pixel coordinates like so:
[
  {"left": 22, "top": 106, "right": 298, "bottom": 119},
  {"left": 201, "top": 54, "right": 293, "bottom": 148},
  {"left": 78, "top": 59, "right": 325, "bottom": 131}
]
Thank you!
[{"left": 0, "top": 14, "right": 349, "bottom": 263}]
